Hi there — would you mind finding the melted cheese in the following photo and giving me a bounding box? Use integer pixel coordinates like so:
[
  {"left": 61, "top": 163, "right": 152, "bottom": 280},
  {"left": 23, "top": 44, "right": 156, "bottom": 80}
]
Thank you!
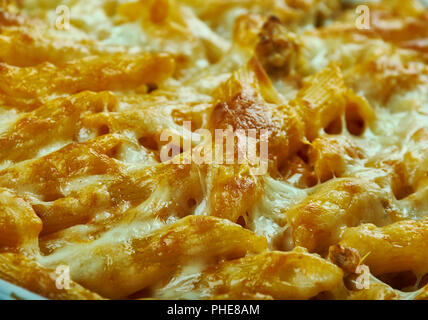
[{"left": 0, "top": 0, "right": 427, "bottom": 300}]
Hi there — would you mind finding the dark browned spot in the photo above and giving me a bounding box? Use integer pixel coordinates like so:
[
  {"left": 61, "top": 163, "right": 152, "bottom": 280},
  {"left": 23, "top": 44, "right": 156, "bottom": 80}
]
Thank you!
[
  {"left": 138, "top": 136, "right": 158, "bottom": 151},
  {"left": 297, "top": 145, "right": 310, "bottom": 164},
  {"left": 328, "top": 245, "right": 360, "bottom": 273},
  {"left": 146, "top": 83, "right": 158, "bottom": 93},
  {"left": 127, "top": 287, "right": 153, "bottom": 300},
  {"left": 255, "top": 16, "right": 299, "bottom": 78},
  {"left": 314, "top": 11, "right": 325, "bottom": 28},
  {"left": 215, "top": 285, "right": 230, "bottom": 296},
  {"left": 324, "top": 117, "right": 342, "bottom": 135},
  {"left": 236, "top": 215, "right": 246, "bottom": 228},
  {"left": 310, "top": 291, "right": 335, "bottom": 300},
  {"left": 378, "top": 271, "right": 418, "bottom": 291},
  {"left": 187, "top": 198, "right": 197, "bottom": 209},
  {"left": 344, "top": 273, "right": 362, "bottom": 291},
  {"left": 98, "top": 124, "right": 110, "bottom": 136},
  {"left": 393, "top": 184, "right": 414, "bottom": 200},
  {"left": 418, "top": 273, "right": 428, "bottom": 289},
  {"left": 105, "top": 143, "right": 121, "bottom": 159},
  {"left": 346, "top": 103, "right": 365, "bottom": 136}
]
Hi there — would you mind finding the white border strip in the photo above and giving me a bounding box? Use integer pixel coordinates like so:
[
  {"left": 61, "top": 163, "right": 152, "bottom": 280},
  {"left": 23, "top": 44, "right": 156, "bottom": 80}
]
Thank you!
[{"left": 0, "top": 279, "right": 46, "bottom": 300}]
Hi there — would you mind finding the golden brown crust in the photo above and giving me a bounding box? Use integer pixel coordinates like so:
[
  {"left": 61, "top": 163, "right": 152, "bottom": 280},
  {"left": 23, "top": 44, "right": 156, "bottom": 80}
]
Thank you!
[{"left": 0, "top": 0, "right": 427, "bottom": 300}]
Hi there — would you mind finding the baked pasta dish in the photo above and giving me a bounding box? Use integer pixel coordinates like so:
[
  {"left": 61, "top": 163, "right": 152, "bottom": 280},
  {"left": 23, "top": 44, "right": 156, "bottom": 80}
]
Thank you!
[{"left": 1, "top": 0, "right": 428, "bottom": 300}]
